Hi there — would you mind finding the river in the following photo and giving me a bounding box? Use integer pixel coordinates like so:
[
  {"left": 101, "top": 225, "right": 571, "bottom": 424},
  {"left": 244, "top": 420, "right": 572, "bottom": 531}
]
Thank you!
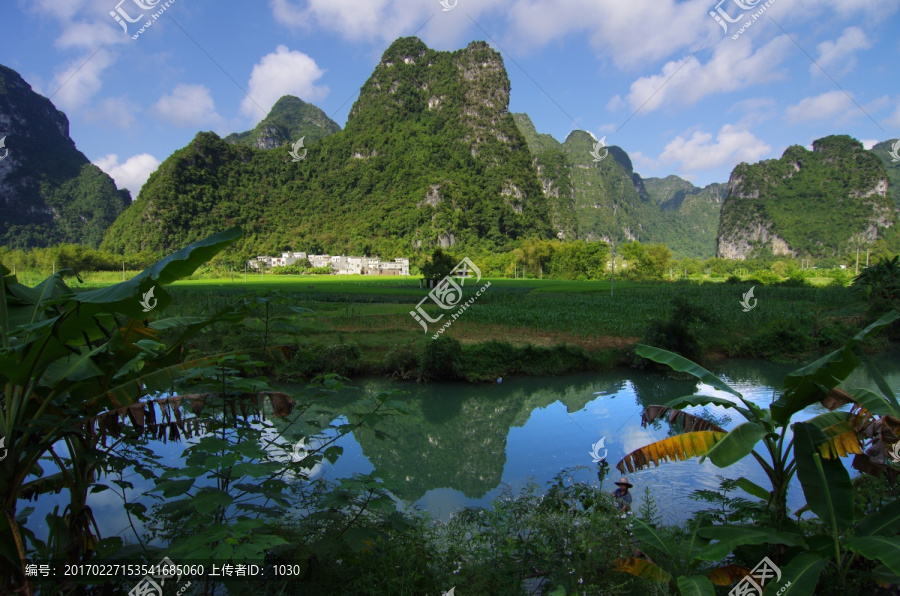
[{"left": 23, "top": 347, "right": 900, "bottom": 542}]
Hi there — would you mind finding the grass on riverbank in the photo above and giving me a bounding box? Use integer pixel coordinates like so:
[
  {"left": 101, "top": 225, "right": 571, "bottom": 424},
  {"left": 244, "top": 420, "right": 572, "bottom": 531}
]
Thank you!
[{"left": 124, "top": 275, "right": 874, "bottom": 381}]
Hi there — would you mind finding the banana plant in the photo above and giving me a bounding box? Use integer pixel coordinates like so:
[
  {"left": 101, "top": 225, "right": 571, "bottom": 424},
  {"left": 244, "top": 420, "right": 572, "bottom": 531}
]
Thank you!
[
  {"left": 613, "top": 515, "right": 754, "bottom": 595},
  {"left": 617, "top": 311, "right": 898, "bottom": 527},
  {"left": 614, "top": 311, "right": 900, "bottom": 595},
  {"left": 0, "top": 228, "right": 255, "bottom": 594}
]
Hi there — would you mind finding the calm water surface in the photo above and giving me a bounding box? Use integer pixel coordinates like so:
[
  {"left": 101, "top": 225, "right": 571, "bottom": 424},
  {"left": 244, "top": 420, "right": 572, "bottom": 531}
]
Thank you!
[{"left": 25, "top": 347, "right": 900, "bottom": 541}]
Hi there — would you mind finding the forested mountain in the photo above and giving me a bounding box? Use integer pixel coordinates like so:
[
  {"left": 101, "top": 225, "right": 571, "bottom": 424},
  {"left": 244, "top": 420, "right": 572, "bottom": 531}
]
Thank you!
[
  {"left": 101, "top": 38, "right": 554, "bottom": 257},
  {"left": 717, "top": 135, "right": 897, "bottom": 259},
  {"left": 642, "top": 176, "right": 726, "bottom": 259},
  {"left": 0, "top": 65, "right": 129, "bottom": 248},
  {"left": 871, "top": 139, "right": 900, "bottom": 209},
  {"left": 512, "top": 113, "right": 725, "bottom": 258},
  {"left": 223, "top": 95, "right": 341, "bottom": 149}
]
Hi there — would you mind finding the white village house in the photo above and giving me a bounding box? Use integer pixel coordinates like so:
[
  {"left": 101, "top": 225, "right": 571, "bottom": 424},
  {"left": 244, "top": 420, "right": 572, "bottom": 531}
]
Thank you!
[{"left": 249, "top": 252, "right": 410, "bottom": 276}]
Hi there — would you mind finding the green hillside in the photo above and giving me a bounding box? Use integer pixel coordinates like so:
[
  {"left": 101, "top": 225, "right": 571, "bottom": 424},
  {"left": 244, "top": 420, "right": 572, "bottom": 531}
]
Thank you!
[
  {"left": 223, "top": 95, "right": 341, "bottom": 149},
  {"left": 512, "top": 113, "right": 724, "bottom": 258},
  {"left": 102, "top": 38, "right": 554, "bottom": 258},
  {"left": 717, "top": 135, "right": 897, "bottom": 259},
  {"left": 0, "top": 64, "right": 129, "bottom": 248}
]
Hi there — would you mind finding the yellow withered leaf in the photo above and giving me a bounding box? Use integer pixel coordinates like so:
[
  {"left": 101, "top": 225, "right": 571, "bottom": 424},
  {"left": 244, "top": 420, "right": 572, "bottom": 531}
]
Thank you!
[
  {"left": 616, "top": 431, "right": 727, "bottom": 474},
  {"left": 706, "top": 564, "right": 751, "bottom": 586},
  {"left": 816, "top": 428, "right": 862, "bottom": 459},
  {"left": 612, "top": 558, "right": 671, "bottom": 582}
]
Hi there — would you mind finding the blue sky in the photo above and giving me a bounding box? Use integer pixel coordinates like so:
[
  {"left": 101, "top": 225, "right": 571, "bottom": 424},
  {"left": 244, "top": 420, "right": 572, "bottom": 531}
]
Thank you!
[{"left": 2, "top": 0, "right": 899, "bottom": 194}]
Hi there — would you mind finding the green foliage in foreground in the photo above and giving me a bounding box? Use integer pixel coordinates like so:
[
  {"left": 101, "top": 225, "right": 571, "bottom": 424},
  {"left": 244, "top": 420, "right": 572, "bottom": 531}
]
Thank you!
[
  {"left": 0, "top": 227, "right": 246, "bottom": 593},
  {"left": 614, "top": 314, "right": 900, "bottom": 595}
]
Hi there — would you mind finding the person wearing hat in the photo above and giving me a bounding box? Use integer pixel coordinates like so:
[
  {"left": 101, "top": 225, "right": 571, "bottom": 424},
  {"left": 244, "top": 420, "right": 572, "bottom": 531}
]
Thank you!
[{"left": 612, "top": 477, "right": 633, "bottom": 512}]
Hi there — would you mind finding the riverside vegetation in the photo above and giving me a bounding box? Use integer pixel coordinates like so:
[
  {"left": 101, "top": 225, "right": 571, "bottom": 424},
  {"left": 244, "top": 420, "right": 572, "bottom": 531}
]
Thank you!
[{"left": 2, "top": 228, "right": 899, "bottom": 595}]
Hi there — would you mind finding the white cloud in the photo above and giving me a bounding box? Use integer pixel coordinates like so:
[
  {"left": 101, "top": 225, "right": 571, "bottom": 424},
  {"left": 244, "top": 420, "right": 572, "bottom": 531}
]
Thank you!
[
  {"left": 55, "top": 20, "right": 124, "bottom": 50},
  {"left": 659, "top": 125, "right": 771, "bottom": 172},
  {"left": 883, "top": 101, "right": 900, "bottom": 128},
  {"left": 784, "top": 90, "right": 854, "bottom": 122},
  {"left": 269, "top": 0, "right": 499, "bottom": 48},
  {"left": 94, "top": 153, "right": 161, "bottom": 195},
  {"left": 629, "top": 150, "right": 658, "bottom": 171},
  {"left": 727, "top": 97, "right": 777, "bottom": 127},
  {"left": 48, "top": 48, "right": 115, "bottom": 110},
  {"left": 241, "top": 46, "right": 329, "bottom": 122},
  {"left": 151, "top": 84, "right": 223, "bottom": 127},
  {"left": 622, "top": 36, "right": 791, "bottom": 114},
  {"left": 811, "top": 27, "right": 872, "bottom": 76},
  {"left": 82, "top": 96, "right": 140, "bottom": 129},
  {"left": 861, "top": 139, "right": 879, "bottom": 150},
  {"left": 503, "top": 0, "right": 713, "bottom": 68},
  {"left": 266, "top": 0, "right": 898, "bottom": 69}
]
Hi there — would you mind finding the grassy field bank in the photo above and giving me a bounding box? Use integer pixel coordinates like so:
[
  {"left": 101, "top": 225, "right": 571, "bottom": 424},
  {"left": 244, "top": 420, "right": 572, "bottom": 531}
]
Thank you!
[{"left": 117, "top": 274, "right": 876, "bottom": 381}]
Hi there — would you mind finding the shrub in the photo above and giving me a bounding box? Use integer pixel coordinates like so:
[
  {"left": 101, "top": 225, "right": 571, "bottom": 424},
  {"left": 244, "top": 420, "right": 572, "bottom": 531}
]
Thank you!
[
  {"left": 749, "top": 318, "right": 811, "bottom": 359},
  {"left": 419, "top": 336, "right": 462, "bottom": 381},
  {"left": 383, "top": 343, "right": 420, "bottom": 379},
  {"left": 638, "top": 297, "right": 714, "bottom": 363},
  {"left": 321, "top": 342, "right": 362, "bottom": 376}
]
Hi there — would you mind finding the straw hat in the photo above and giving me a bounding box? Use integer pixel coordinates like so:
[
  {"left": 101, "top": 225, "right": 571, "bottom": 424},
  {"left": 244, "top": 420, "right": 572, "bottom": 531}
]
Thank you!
[{"left": 614, "top": 476, "right": 633, "bottom": 488}]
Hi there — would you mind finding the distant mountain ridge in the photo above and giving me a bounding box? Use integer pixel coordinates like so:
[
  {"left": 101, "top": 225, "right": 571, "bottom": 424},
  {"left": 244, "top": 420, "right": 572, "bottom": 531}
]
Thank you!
[
  {"left": 512, "top": 113, "right": 725, "bottom": 258},
  {"left": 223, "top": 95, "right": 341, "bottom": 149},
  {"left": 0, "top": 64, "right": 128, "bottom": 248}
]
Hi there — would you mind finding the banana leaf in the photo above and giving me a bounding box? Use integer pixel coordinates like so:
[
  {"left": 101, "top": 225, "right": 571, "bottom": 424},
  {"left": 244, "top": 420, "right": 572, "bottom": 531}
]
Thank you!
[
  {"left": 856, "top": 498, "right": 900, "bottom": 537},
  {"left": 705, "top": 564, "right": 751, "bottom": 586},
  {"left": 772, "top": 311, "right": 899, "bottom": 425},
  {"left": 695, "top": 525, "right": 807, "bottom": 561},
  {"left": 775, "top": 552, "right": 829, "bottom": 595},
  {"left": 635, "top": 345, "right": 741, "bottom": 397},
  {"left": 616, "top": 431, "right": 727, "bottom": 474},
  {"left": 675, "top": 575, "right": 715, "bottom": 596},
  {"left": 704, "top": 422, "right": 770, "bottom": 468},
  {"left": 641, "top": 406, "right": 726, "bottom": 432},
  {"left": 662, "top": 395, "right": 754, "bottom": 421},
  {"left": 612, "top": 557, "right": 671, "bottom": 582},
  {"left": 842, "top": 536, "right": 900, "bottom": 575},
  {"left": 793, "top": 422, "right": 853, "bottom": 532}
]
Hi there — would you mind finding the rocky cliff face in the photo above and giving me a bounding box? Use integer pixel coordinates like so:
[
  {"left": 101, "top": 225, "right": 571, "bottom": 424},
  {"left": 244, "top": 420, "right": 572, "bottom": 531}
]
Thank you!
[
  {"left": 0, "top": 64, "right": 128, "bottom": 248},
  {"left": 716, "top": 135, "right": 896, "bottom": 259}
]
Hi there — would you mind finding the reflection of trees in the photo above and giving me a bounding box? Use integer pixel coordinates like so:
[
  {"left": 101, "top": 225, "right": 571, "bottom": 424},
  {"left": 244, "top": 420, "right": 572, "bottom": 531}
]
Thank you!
[
  {"left": 271, "top": 356, "right": 863, "bottom": 502},
  {"left": 629, "top": 372, "right": 698, "bottom": 409},
  {"left": 711, "top": 360, "right": 794, "bottom": 389}
]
